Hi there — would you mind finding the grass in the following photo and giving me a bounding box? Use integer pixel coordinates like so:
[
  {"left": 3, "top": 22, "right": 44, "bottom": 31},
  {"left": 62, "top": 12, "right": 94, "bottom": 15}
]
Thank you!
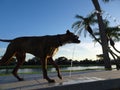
[
  {"left": 0, "top": 65, "right": 65, "bottom": 76},
  {"left": 0, "top": 67, "right": 104, "bottom": 76},
  {"left": 0, "top": 65, "right": 71, "bottom": 69},
  {"left": 0, "top": 65, "right": 41, "bottom": 69},
  {"left": 0, "top": 65, "right": 106, "bottom": 76}
]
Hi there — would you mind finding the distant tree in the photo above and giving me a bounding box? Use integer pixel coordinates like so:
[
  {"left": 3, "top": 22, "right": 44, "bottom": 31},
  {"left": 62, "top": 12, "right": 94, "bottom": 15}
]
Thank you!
[
  {"left": 55, "top": 57, "right": 71, "bottom": 65},
  {"left": 72, "top": 60, "right": 80, "bottom": 65},
  {"left": 27, "top": 57, "right": 40, "bottom": 65},
  {"left": 96, "top": 54, "right": 103, "bottom": 60}
]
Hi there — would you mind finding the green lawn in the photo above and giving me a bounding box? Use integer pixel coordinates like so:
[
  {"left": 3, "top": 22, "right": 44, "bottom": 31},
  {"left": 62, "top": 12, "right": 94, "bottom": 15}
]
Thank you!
[{"left": 0, "top": 65, "right": 72, "bottom": 69}]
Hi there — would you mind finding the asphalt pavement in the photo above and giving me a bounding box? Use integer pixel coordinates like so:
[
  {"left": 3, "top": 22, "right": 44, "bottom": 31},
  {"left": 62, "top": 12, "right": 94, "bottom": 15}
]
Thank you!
[{"left": 1, "top": 70, "right": 120, "bottom": 90}]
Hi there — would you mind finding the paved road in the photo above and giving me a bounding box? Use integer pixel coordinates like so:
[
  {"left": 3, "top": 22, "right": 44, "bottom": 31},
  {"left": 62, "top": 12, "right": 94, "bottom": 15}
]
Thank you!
[
  {"left": 0, "top": 70, "right": 101, "bottom": 84},
  {"left": 1, "top": 70, "right": 120, "bottom": 90}
]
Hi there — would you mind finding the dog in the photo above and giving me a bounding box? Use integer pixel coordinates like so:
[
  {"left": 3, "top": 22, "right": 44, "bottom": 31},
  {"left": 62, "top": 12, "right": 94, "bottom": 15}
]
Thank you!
[{"left": 0, "top": 30, "right": 80, "bottom": 83}]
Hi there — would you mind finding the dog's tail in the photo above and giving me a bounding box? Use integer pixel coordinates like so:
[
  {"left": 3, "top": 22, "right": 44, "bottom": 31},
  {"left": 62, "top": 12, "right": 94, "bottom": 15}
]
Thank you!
[{"left": 0, "top": 39, "right": 12, "bottom": 42}]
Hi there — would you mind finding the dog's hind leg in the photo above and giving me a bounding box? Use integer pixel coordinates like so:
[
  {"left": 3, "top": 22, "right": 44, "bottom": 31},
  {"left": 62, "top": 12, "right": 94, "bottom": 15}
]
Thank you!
[
  {"left": 48, "top": 57, "right": 62, "bottom": 79},
  {"left": 12, "top": 52, "right": 25, "bottom": 81},
  {"left": 41, "top": 57, "right": 55, "bottom": 83}
]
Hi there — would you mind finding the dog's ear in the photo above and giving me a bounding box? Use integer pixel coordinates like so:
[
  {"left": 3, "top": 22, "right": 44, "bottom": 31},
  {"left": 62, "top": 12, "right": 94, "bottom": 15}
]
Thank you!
[{"left": 66, "top": 30, "right": 70, "bottom": 34}]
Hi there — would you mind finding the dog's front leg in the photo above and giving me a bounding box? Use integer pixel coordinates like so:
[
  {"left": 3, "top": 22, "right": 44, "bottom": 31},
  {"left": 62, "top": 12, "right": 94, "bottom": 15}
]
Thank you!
[
  {"left": 41, "top": 57, "right": 55, "bottom": 83},
  {"left": 48, "top": 57, "right": 62, "bottom": 80}
]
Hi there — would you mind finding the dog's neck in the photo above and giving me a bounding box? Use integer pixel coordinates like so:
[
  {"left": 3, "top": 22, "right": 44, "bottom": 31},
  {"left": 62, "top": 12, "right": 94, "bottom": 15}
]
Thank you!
[{"left": 57, "top": 34, "right": 69, "bottom": 46}]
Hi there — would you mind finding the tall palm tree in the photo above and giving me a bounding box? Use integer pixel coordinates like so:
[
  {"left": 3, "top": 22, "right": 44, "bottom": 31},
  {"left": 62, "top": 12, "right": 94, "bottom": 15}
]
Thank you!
[
  {"left": 72, "top": 13, "right": 120, "bottom": 70},
  {"left": 92, "top": 0, "right": 112, "bottom": 70},
  {"left": 94, "top": 22, "right": 120, "bottom": 70},
  {"left": 72, "top": 12, "right": 112, "bottom": 69}
]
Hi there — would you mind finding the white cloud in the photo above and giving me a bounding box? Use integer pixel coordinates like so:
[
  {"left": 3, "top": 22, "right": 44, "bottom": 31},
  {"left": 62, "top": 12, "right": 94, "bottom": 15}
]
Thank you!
[
  {"left": 54, "top": 42, "right": 102, "bottom": 60},
  {"left": 0, "top": 48, "right": 6, "bottom": 56},
  {"left": 115, "top": 42, "right": 120, "bottom": 50},
  {"left": 109, "top": 42, "right": 120, "bottom": 57},
  {"left": 75, "top": 42, "right": 102, "bottom": 60},
  {"left": 26, "top": 53, "right": 34, "bottom": 60},
  {"left": 0, "top": 47, "right": 34, "bottom": 60}
]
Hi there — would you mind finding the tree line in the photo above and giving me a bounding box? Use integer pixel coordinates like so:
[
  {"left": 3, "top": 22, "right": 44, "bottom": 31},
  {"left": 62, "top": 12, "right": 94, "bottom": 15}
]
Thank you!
[{"left": 6, "top": 56, "right": 119, "bottom": 66}]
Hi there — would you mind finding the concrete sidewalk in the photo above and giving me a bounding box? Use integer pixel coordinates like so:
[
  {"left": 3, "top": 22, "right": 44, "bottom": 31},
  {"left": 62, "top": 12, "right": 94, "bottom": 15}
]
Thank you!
[{"left": 0, "top": 70, "right": 120, "bottom": 90}]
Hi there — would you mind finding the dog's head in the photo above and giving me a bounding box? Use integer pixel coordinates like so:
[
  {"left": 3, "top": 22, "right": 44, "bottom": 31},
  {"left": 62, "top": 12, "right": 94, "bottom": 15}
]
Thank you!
[{"left": 65, "top": 30, "right": 80, "bottom": 44}]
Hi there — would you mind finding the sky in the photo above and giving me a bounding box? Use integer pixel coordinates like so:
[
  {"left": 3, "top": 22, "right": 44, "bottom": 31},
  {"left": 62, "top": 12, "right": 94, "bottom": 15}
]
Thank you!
[{"left": 0, "top": 0, "right": 120, "bottom": 61}]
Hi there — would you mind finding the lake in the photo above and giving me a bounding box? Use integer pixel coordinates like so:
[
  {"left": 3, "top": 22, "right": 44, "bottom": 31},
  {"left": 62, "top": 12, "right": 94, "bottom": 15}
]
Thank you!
[{"left": 0, "top": 65, "right": 105, "bottom": 74}]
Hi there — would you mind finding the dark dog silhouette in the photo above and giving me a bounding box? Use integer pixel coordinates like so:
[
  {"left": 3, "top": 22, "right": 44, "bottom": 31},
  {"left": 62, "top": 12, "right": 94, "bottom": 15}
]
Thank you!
[{"left": 0, "top": 30, "right": 80, "bottom": 83}]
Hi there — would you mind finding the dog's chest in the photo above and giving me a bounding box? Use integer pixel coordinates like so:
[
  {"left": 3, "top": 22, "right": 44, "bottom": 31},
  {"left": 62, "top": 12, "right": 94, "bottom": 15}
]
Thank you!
[{"left": 47, "top": 48, "right": 58, "bottom": 57}]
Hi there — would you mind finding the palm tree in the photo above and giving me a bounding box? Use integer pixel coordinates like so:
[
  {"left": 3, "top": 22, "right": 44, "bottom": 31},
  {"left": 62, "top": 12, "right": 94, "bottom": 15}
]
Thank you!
[
  {"left": 72, "top": 13, "right": 101, "bottom": 44},
  {"left": 72, "top": 13, "right": 96, "bottom": 36},
  {"left": 92, "top": 0, "right": 112, "bottom": 70},
  {"left": 94, "top": 23, "right": 120, "bottom": 70},
  {"left": 72, "top": 13, "right": 120, "bottom": 70},
  {"left": 72, "top": 12, "right": 112, "bottom": 69}
]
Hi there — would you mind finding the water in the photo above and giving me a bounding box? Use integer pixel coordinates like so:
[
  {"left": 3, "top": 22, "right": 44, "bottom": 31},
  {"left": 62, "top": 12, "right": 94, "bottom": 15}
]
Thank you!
[{"left": 0, "top": 66, "right": 104, "bottom": 74}]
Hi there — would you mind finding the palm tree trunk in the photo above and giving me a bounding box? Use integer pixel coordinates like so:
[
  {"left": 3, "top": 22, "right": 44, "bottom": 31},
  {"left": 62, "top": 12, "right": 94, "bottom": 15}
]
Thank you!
[{"left": 92, "top": 0, "right": 112, "bottom": 70}]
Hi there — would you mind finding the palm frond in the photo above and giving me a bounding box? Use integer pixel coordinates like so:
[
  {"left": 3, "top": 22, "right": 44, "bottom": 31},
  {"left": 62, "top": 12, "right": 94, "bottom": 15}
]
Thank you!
[
  {"left": 72, "top": 21, "right": 83, "bottom": 32},
  {"left": 103, "top": 20, "right": 110, "bottom": 27},
  {"left": 87, "top": 12, "right": 96, "bottom": 20},
  {"left": 103, "top": 0, "right": 110, "bottom": 2},
  {"left": 77, "top": 27, "right": 84, "bottom": 36},
  {"left": 75, "top": 15, "right": 84, "bottom": 20}
]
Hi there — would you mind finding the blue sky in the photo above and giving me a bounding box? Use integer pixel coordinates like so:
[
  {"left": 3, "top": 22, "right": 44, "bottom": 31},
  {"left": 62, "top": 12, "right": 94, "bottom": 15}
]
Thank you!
[{"left": 0, "top": 0, "right": 120, "bottom": 60}]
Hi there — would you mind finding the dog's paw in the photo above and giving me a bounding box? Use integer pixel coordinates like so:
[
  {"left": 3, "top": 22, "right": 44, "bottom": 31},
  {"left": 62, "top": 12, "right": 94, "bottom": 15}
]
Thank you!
[
  {"left": 18, "top": 78, "right": 24, "bottom": 81},
  {"left": 48, "top": 79, "right": 55, "bottom": 83}
]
